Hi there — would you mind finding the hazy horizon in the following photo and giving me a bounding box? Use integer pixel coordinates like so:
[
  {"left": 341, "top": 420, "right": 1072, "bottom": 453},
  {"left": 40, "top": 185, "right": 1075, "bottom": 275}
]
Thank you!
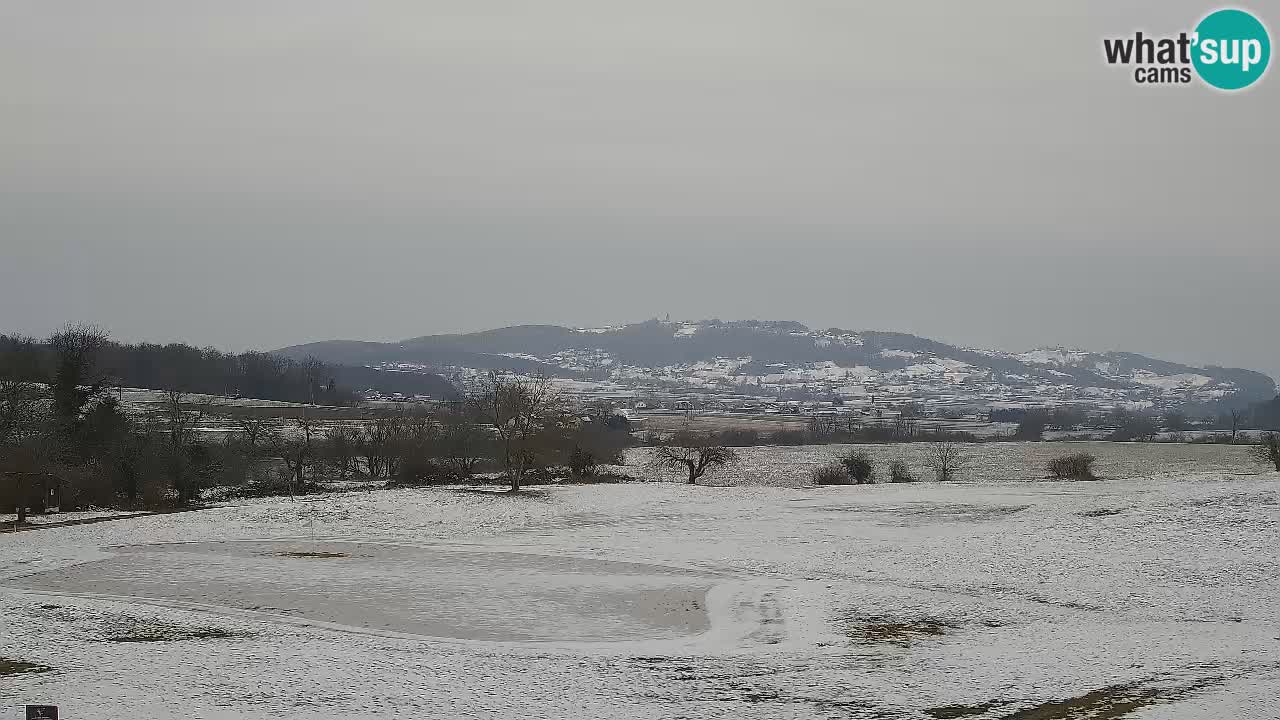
[{"left": 2, "top": 1, "right": 1277, "bottom": 381}]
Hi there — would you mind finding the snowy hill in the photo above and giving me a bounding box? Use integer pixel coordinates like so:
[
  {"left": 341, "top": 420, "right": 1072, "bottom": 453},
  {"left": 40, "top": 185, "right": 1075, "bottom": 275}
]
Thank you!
[{"left": 277, "top": 320, "right": 1275, "bottom": 410}]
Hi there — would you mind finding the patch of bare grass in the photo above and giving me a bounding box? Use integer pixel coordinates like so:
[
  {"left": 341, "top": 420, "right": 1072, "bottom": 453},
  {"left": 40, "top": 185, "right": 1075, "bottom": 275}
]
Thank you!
[
  {"left": 847, "top": 616, "right": 953, "bottom": 647},
  {"left": 967, "top": 671, "right": 1228, "bottom": 720},
  {"left": 275, "top": 551, "right": 349, "bottom": 559},
  {"left": 926, "top": 700, "right": 1009, "bottom": 718},
  {"left": 0, "top": 658, "right": 52, "bottom": 676},
  {"left": 99, "top": 617, "right": 244, "bottom": 643}
]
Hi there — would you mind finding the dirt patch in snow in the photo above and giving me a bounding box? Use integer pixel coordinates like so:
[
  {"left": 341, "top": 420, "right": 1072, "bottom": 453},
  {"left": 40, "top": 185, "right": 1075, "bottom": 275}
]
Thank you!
[
  {"left": 980, "top": 672, "right": 1226, "bottom": 720},
  {"left": 926, "top": 700, "right": 1010, "bottom": 718},
  {"left": 274, "top": 551, "right": 349, "bottom": 559},
  {"left": 818, "top": 502, "right": 1031, "bottom": 524},
  {"left": 0, "top": 658, "right": 52, "bottom": 676},
  {"left": 1078, "top": 508, "right": 1124, "bottom": 517},
  {"left": 99, "top": 617, "right": 242, "bottom": 643},
  {"left": 846, "top": 616, "right": 954, "bottom": 646}
]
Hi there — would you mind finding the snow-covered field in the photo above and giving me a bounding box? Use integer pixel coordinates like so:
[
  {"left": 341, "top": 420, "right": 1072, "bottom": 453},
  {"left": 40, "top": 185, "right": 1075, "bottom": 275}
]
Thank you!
[
  {"left": 3, "top": 467, "right": 1278, "bottom": 718},
  {"left": 626, "top": 441, "right": 1265, "bottom": 486}
]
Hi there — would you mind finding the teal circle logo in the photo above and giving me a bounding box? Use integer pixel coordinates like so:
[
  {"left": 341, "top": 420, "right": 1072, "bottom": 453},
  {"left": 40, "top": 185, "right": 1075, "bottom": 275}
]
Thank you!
[{"left": 1192, "top": 8, "right": 1270, "bottom": 90}]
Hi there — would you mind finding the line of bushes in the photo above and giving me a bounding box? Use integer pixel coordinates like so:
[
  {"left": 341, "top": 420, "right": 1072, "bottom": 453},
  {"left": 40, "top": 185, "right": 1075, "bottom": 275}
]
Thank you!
[
  {"left": 812, "top": 449, "right": 939, "bottom": 485},
  {"left": 812, "top": 448, "right": 1117, "bottom": 485}
]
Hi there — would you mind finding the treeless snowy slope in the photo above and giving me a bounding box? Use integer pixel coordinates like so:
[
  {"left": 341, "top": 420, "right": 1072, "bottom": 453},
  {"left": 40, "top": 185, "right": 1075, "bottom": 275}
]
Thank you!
[{"left": 2, "top": 473, "right": 1278, "bottom": 719}]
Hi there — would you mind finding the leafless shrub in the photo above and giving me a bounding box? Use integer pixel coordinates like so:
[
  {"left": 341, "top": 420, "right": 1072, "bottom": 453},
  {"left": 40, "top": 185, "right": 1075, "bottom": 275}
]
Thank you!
[
  {"left": 888, "top": 460, "right": 916, "bottom": 483},
  {"left": 838, "top": 450, "right": 875, "bottom": 484},
  {"left": 567, "top": 446, "right": 599, "bottom": 479},
  {"left": 812, "top": 462, "right": 850, "bottom": 485},
  {"left": 1047, "top": 452, "right": 1099, "bottom": 481},
  {"left": 1253, "top": 432, "right": 1280, "bottom": 471}
]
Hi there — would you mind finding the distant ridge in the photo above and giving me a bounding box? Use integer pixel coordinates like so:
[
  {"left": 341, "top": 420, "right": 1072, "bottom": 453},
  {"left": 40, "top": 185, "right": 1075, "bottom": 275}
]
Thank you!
[{"left": 276, "top": 319, "right": 1275, "bottom": 409}]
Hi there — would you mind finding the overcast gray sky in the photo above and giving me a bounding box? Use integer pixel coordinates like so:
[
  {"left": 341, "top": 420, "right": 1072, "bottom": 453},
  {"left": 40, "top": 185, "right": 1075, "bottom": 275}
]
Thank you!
[{"left": 1, "top": 1, "right": 1277, "bottom": 379}]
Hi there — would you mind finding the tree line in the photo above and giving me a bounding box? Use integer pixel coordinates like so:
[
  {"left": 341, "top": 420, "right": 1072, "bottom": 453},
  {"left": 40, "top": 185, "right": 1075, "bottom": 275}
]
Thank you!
[
  {"left": 1, "top": 328, "right": 351, "bottom": 405},
  {"left": 1, "top": 325, "right": 636, "bottom": 520},
  {"left": 254, "top": 374, "right": 634, "bottom": 495}
]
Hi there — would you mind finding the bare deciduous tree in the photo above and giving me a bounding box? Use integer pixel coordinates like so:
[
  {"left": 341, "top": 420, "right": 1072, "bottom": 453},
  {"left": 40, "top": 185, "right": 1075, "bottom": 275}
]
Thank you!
[
  {"left": 478, "top": 373, "right": 565, "bottom": 491},
  {"left": 295, "top": 415, "right": 317, "bottom": 487},
  {"left": 269, "top": 420, "right": 315, "bottom": 495},
  {"left": 323, "top": 424, "right": 361, "bottom": 480},
  {"left": 360, "top": 412, "right": 408, "bottom": 479},
  {"left": 649, "top": 430, "right": 739, "bottom": 485},
  {"left": 163, "top": 391, "right": 202, "bottom": 447},
  {"left": 162, "top": 389, "right": 206, "bottom": 504},
  {"left": 269, "top": 435, "right": 306, "bottom": 494},
  {"left": 925, "top": 442, "right": 966, "bottom": 482},
  {"left": 438, "top": 399, "right": 489, "bottom": 480},
  {"left": 49, "top": 323, "right": 109, "bottom": 423},
  {"left": 235, "top": 417, "right": 270, "bottom": 450},
  {"left": 301, "top": 356, "right": 325, "bottom": 404}
]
